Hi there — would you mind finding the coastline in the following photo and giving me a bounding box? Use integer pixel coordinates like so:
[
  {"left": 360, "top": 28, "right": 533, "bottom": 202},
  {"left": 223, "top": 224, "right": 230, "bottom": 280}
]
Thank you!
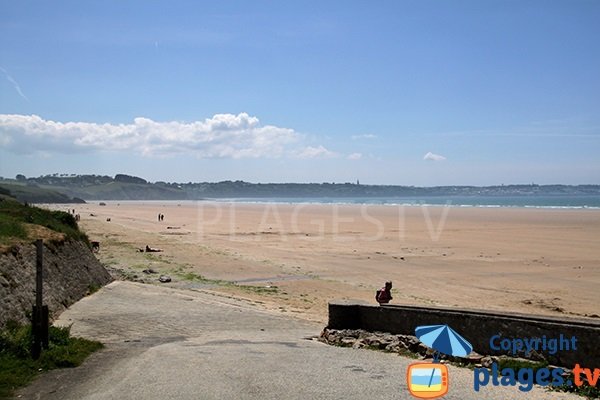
[{"left": 62, "top": 197, "right": 600, "bottom": 210}]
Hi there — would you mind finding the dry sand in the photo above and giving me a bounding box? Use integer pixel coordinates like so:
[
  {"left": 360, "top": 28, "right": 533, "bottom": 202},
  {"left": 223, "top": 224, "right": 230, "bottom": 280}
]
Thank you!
[{"left": 50, "top": 201, "right": 600, "bottom": 323}]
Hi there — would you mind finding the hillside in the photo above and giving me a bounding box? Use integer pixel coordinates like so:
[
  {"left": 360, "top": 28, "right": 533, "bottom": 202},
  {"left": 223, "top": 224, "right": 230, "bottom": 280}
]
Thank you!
[
  {"left": 0, "top": 196, "right": 112, "bottom": 326},
  {"left": 2, "top": 174, "right": 600, "bottom": 201},
  {"left": 0, "top": 196, "right": 88, "bottom": 249},
  {"left": 0, "top": 183, "right": 85, "bottom": 204}
]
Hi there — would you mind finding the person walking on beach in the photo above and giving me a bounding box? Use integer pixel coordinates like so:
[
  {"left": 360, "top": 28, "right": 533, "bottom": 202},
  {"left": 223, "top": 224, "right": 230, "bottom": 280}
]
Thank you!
[{"left": 376, "top": 281, "right": 393, "bottom": 305}]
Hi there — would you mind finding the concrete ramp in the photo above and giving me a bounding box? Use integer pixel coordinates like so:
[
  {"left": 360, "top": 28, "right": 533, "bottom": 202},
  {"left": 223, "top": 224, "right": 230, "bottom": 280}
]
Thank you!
[{"left": 18, "top": 282, "right": 578, "bottom": 400}]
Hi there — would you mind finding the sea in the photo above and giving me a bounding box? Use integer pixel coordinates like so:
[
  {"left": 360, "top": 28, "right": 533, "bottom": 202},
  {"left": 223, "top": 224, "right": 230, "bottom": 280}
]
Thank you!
[{"left": 209, "top": 195, "right": 600, "bottom": 209}]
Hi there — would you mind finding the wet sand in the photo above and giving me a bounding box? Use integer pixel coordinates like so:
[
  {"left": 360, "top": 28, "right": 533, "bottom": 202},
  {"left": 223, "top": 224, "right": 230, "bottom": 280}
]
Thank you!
[{"left": 50, "top": 201, "right": 600, "bottom": 323}]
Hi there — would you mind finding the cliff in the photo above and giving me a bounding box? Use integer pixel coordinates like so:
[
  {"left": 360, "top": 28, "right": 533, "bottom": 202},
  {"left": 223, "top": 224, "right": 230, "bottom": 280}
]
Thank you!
[{"left": 0, "top": 239, "right": 112, "bottom": 327}]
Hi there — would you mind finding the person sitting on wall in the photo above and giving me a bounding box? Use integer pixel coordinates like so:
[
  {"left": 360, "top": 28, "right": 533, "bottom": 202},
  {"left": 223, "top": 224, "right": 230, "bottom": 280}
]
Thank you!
[{"left": 376, "top": 281, "right": 393, "bottom": 305}]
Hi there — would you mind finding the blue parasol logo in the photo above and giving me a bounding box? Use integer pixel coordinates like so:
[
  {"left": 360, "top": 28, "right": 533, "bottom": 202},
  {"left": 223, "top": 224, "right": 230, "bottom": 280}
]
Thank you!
[
  {"left": 413, "top": 324, "right": 473, "bottom": 391},
  {"left": 415, "top": 324, "right": 473, "bottom": 359}
]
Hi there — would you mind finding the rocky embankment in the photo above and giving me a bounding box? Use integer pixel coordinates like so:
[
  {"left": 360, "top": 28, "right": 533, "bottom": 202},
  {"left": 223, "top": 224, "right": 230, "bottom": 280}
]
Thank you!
[
  {"left": 321, "top": 328, "right": 504, "bottom": 368},
  {"left": 0, "top": 239, "right": 112, "bottom": 327}
]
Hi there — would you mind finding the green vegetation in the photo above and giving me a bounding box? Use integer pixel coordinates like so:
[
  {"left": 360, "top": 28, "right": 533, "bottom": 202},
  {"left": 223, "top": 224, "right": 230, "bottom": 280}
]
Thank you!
[
  {"left": 0, "top": 321, "right": 103, "bottom": 399},
  {"left": 496, "top": 358, "right": 549, "bottom": 373},
  {"left": 3, "top": 174, "right": 600, "bottom": 201},
  {"left": 0, "top": 196, "right": 89, "bottom": 247},
  {"left": 238, "top": 285, "right": 279, "bottom": 294},
  {"left": 0, "top": 214, "right": 28, "bottom": 242},
  {"left": 0, "top": 183, "right": 84, "bottom": 204},
  {"left": 87, "top": 284, "right": 102, "bottom": 295},
  {"left": 178, "top": 271, "right": 226, "bottom": 284},
  {"left": 552, "top": 372, "right": 600, "bottom": 399},
  {"left": 176, "top": 271, "right": 280, "bottom": 294}
]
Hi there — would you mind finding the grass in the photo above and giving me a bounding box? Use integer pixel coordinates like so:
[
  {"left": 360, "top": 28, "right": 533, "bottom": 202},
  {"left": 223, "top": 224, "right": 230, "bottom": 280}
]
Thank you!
[
  {"left": 179, "top": 271, "right": 223, "bottom": 284},
  {"left": 177, "top": 271, "right": 280, "bottom": 294},
  {"left": 174, "top": 270, "right": 224, "bottom": 285},
  {"left": 238, "top": 285, "right": 279, "bottom": 294},
  {"left": 0, "top": 183, "right": 77, "bottom": 204},
  {"left": 552, "top": 371, "right": 600, "bottom": 399},
  {"left": 496, "top": 358, "right": 549, "bottom": 373},
  {"left": 494, "top": 358, "right": 598, "bottom": 397},
  {"left": 496, "top": 359, "right": 600, "bottom": 398},
  {"left": 0, "top": 215, "right": 28, "bottom": 242},
  {"left": 0, "top": 321, "right": 103, "bottom": 399},
  {"left": 144, "top": 253, "right": 170, "bottom": 263},
  {"left": 0, "top": 197, "right": 89, "bottom": 248},
  {"left": 87, "top": 284, "right": 102, "bottom": 295}
]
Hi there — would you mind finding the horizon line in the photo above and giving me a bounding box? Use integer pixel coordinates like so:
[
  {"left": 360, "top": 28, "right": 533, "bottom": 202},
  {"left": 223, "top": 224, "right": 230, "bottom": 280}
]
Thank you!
[{"left": 2, "top": 175, "right": 599, "bottom": 188}]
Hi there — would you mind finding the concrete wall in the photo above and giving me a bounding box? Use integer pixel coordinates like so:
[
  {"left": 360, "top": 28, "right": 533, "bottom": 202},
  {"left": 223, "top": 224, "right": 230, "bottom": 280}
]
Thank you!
[{"left": 328, "top": 301, "right": 600, "bottom": 368}]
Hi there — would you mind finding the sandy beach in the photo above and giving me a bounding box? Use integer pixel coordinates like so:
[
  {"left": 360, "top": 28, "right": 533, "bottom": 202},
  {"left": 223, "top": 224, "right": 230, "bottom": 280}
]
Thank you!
[{"left": 50, "top": 201, "right": 600, "bottom": 323}]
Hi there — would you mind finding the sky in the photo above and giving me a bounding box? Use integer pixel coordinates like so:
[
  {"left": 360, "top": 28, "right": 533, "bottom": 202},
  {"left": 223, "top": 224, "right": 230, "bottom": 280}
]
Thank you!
[{"left": 1, "top": 0, "right": 599, "bottom": 186}]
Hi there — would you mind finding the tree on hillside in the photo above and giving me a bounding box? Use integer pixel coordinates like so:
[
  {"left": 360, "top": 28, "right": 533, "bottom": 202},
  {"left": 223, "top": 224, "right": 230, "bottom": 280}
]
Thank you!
[{"left": 114, "top": 174, "right": 147, "bottom": 184}]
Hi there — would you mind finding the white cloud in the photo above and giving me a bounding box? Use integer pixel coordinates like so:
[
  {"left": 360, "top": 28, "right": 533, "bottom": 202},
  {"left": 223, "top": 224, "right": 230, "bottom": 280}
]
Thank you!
[
  {"left": 424, "top": 151, "right": 446, "bottom": 161},
  {"left": 347, "top": 152, "right": 362, "bottom": 160},
  {"left": 0, "top": 67, "right": 28, "bottom": 101},
  {"left": 351, "top": 133, "right": 377, "bottom": 140},
  {"left": 294, "top": 145, "right": 337, "bottom": 159},
  {"left": 0, "top": 113, "right": 311, "bottom": 158}
]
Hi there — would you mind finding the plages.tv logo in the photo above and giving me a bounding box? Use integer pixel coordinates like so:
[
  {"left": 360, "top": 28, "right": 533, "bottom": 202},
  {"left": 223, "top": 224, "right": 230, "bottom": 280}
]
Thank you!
[
  {"left": 474, "top": 334, "right": 599, "bottom": 393},
  {"left": 406, "top": 324, "right": 473, "bottom": 399}
]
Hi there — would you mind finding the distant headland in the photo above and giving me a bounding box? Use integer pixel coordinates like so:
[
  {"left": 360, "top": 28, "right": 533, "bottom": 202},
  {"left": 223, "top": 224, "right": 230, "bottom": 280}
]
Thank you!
[{"left": 1, "top": 173, "right": 599, "bottom": 203}]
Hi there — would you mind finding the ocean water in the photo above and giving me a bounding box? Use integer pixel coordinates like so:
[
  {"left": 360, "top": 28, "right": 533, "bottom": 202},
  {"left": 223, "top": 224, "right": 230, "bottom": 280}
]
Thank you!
[{"left": 214, "top": 195, "right": 600, "bottom": 209}]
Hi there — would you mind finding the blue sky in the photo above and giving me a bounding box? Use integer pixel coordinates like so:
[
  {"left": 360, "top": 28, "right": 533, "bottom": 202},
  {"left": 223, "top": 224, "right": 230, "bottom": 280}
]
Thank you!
[{"left": 1, "top": 1, "right": 599, "bottom": 185}]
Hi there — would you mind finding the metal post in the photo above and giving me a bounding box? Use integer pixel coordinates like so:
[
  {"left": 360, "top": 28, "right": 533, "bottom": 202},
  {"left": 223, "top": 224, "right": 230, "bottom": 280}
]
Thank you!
[
  {"left": 36, "top": 239, "right": 43, "bottom": 314},
  {"left": 41, "top": 305, "right": 49, "bottom": 349},
  {"left": 31, "top": 239, "right": 44, "bottom": 359}
]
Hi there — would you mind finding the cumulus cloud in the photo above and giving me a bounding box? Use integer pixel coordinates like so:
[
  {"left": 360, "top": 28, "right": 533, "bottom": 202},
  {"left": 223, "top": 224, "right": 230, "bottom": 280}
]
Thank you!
[
  {"left": 347, "top": 152, "right": 362, "bottom": 160},
  {"left": 424, "top": 151, "right": 446, "bottom": 161},
  {"left": 294, "top": 145, "right": 337, "bottom": 159},
  {"left": 351, "top": 133, "right": 377, "bottom": 140},
  {"left": 0, "top": 113, "right": 310, "bottom": 158}
]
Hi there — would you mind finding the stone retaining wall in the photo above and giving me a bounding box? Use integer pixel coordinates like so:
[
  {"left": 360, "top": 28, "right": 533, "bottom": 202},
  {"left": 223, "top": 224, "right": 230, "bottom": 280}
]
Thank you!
[
  {"left": 328, "top": 301, "right": 600, "bottom": 368},
  {"left": 0, "top": 239, "right": 112, "bottom": 327}
]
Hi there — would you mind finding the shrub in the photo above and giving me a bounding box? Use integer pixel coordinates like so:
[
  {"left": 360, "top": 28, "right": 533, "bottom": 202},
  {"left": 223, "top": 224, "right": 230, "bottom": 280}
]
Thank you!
[{"left": 0, "top": 322, "right": 103, "bottom": 399}]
